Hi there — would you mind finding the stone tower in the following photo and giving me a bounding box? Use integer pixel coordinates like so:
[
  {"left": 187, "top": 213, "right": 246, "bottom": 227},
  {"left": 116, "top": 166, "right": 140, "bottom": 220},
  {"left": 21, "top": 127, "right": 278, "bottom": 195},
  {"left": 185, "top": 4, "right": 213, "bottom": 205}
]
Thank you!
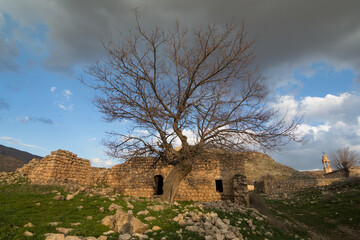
[{"left": 322, "top": 153, "right": 332, "bottom": 174}]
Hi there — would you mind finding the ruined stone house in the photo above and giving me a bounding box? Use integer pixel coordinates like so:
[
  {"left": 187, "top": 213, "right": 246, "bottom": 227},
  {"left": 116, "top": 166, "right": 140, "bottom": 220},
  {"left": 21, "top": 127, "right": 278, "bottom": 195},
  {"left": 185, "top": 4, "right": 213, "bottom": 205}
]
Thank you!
[{"left": 19, "top": 149, "right": 249, "bottom": 203}]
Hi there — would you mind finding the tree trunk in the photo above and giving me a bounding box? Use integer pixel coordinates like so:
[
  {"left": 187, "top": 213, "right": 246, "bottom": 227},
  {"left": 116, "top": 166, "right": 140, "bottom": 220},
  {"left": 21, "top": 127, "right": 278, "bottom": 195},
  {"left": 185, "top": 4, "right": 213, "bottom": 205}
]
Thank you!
[{"left": 161, "top": 157, "right": 193, "bottom": 203}]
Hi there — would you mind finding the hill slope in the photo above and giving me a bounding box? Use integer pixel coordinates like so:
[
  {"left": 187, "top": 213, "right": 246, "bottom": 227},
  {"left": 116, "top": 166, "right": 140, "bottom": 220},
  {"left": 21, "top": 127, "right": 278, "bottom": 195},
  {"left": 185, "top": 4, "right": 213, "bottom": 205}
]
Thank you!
[
  {"left": 244, "top": 152, "right": 309, "bottom": 183},
  {"left": 0, "top": 144, "right": 42, "bottom": 172}
]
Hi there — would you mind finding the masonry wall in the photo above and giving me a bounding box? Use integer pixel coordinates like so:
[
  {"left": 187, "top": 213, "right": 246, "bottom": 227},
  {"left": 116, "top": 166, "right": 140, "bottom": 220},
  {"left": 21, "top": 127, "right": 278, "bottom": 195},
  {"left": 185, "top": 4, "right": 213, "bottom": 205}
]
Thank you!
[
  {"left": 27, "top": 150, "right": 108, "bottom": 186},
  {"left": 21, "top": 149, "right": 246, "bottom": 202},
  {"left": 255, "top": 178, "right": 346, "bottom": 194},
  {"left": 106, "top": 152, "right": 245, "bottom": 202}
]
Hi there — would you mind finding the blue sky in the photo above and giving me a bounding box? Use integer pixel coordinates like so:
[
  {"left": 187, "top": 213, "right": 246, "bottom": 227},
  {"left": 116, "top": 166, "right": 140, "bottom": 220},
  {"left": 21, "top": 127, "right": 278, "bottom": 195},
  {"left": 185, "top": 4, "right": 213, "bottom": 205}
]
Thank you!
[{"left": 1, "top": 0, "right": 360, "bottom": 170}]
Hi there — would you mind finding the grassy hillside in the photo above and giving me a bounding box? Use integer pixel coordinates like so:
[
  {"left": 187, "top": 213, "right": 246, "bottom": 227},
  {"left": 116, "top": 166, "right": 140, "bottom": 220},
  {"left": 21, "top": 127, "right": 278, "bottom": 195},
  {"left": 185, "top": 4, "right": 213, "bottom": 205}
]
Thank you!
[
  {"left": 243, "top": 152, "right": 309, "bottom": 183},
  {"left": 0, "top": 144, "right": 42, "bottom": 172},
  {"left": 262, "top": 178, "right": 360, "bottom": 240}
]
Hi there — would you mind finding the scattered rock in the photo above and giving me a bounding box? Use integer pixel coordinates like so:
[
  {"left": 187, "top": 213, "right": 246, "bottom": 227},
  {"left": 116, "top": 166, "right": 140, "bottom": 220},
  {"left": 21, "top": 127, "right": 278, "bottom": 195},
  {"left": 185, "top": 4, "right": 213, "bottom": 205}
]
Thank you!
[
  {"left": 144, "top": 216, "right": 156, "bottom": 221},
  {"left": 87, "top": 216, "right": 93, "bottom": 220},
  {"left": 64, "top": 236, "right": 82, "bottom": 240},
  {"left": 99, "top": 207, "right": 105, "bottom": 212},
  {"left": 101, "top": 208, "right": 148, "bottom": 234},
  {"left": 53, "top": 195, "right": 65, "bottom": 201},
  {"left": 35, "top": 202, "right": 41, "bottom": 206},
  {"left": 96, "top": 236, "right": 107, "bottom": 240},
  {"left": 70, "top": 222, "right": 81, "bottom": 226},
  {"left": 102, "top": 230, "right": 115, "bottom": 235},
  {"left": 56, "top": 227, "right": 74, "bottom": 235},
  {"left": 24, "top": 222, "right": 34, "bottom": 227},
  {"left": 66, "top": 194, "right": 74, "bottom": 201},
  {"left": 118, "top": 233, "right": 132, "bottom": 240},
  {"left": 152, "top": 226, "right": 161, "bottom": 231},
  {"left": 49, "top": 222, "right": 60, "bottom": 226},
  {"left": 108, "top": 203, "right": 122, "bottom": 211},
  {"left": 137, "top": 210, "right": 149, "bottom": 215},
  {"left": 77, "top": 206, "right": 83, "bottom": 210},
  {"left": 44, "top": 233, "right": 65, "bottom": 240},
  {"left": 148, "top": 205, "right": 167, "bottom": 211},
  {"left": 23, "top": 231, "right": 34, "bottom": 237}
]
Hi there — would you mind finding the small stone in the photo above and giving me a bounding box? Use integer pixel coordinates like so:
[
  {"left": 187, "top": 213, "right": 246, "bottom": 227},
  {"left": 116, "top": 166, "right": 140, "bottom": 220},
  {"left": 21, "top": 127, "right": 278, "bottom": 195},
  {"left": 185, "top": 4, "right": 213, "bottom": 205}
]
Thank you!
[
  {"left": 44, "top": 233, "right": 65, "bottom": 240},
  {"left": 108, "top": 203, "right": 121, "bottom": 211},
  {"left": 87, "top": 216, "right": 93, "bottom": 220},
  {"left": 118, "top": 233, "right": 131, "bottom": 240},
  {"left": 70, "top": 222, "right": 81, "bottom": 226},
  {"left": 152, "top": 226, "right": 161, "bottom": 231},
  {"left": 56, "top": 227, "right": 74, "bottom": 235},
  {"left": 24, "top": 222, "right": 34, "bottom": 227},
  {"left": 66, "top": 194, "right": 74, "bottom": 201},
  {"left": 64, "top": 236, "right": 82, "bottom": 240},
  {"left": 137, "top": 210, "right": 149, "bottom": 215},
  {"left": 23, "top": 231, "right": 34, "bottom": 237},
  {"left": 144, "top": 216, "right": 156, "bottom": 221},
  {"left": 35, "top": 202, "right": 41, "bottom": 206},
  {"left": 99, "top": 207, "right": 105, "bottom": 212},
  {"left": 77, "top": 206, "right": 83, "bottom": 210},
  {"left": 49, "top": 222, "right": 60, "bottom": 226},
  {"left": 97, "top": 236, "right": 107, "bottom": 240},
  {"left": 103, "top": 230, "right": 115, "bottom": 235},
  {"left": 53, "top": 195, "right": 65, "bottom": 201}
]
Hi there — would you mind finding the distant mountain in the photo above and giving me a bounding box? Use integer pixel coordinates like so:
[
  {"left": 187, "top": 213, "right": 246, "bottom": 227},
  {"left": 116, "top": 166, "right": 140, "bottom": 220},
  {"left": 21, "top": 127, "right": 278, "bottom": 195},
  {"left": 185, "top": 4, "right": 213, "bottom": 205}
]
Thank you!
[{"left": 0, "top": 144, "right": 43, "bottom": 172}]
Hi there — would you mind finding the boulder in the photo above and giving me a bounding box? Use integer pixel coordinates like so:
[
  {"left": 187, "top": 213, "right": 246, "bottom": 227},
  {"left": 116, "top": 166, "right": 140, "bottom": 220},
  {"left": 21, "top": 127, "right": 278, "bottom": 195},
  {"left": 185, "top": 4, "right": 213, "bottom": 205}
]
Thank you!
[
  {"left": 113, "top": 209, "right": 148, "bottom": 234},
  {"left": 101, "top": 208, "right": 147, "bottom": 234}
]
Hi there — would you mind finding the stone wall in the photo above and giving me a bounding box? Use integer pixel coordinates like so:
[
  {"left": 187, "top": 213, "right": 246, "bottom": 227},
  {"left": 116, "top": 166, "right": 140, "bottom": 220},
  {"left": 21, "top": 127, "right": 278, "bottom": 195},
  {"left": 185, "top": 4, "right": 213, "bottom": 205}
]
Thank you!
[
  {"left": 106, "top": 152, "right": 246, "bottom": 202},
  {"left": 27, "top": 150, "right": 108, "bottom": 186},
  {"left": 255, "top": 178, "right": 346, "bottom": 194},
  {"left": 20, "top": 149, "right": 247, "bottom": 203}
]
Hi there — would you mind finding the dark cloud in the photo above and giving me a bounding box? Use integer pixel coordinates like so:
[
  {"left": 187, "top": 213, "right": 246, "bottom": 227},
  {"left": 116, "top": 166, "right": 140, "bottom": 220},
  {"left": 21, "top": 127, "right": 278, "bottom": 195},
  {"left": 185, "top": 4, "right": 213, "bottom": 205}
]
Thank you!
[
  {"left": 1, "top": 0, "right": 360, "bottom": 83},
  {"left": 21, "top": 116, "right": 53, "bottom": 125},
  {"left": 0, "top": 98, "right": 10, "bottom": 111},
  {"left": 0, "top": 36, "right": 19, "bottom": 72}
]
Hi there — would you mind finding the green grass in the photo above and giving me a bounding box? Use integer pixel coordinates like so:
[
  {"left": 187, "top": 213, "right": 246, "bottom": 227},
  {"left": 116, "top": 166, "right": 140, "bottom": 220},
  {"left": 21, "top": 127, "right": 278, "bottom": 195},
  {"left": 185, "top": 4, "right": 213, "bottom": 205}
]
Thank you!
[
  {"left": 264, "top": 179, "right": 360, "bottom": 240},
  {"left": 1, "top": 179, "right": 359, "bottom": 240}
]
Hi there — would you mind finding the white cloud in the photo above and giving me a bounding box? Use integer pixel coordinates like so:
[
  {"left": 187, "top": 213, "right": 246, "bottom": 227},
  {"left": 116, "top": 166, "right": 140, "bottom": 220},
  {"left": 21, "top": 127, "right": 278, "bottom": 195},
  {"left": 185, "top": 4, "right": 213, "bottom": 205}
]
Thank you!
[
  {"left": 90, "top": 157, "right": 102, "bottom": 167},
  {"left": 104, "top": 159, "right": 116, "bottom": 168},
  {"left": 271, "top": 92, "right": 360, "bottom": 170},
  {"left": 50, "top": 86, "right": 56, "bottom": 92},
  {"left": 89, "top": 157, "right": 116, "bottom": 168},
  {"left": 58, "top": 103, "right": 73, "bottom": 111},
  {"left": 0, "top": 136, "right": 46, "bottom": 151},
  {"left": 62, "top": 89, "right": 73, "bottom": 99}
]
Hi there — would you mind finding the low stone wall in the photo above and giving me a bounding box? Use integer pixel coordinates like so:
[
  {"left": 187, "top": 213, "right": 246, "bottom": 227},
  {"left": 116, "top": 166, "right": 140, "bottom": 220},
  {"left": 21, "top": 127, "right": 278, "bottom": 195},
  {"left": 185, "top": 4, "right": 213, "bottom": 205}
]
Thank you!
[{"left": 255, "top": 178, "right": 345, "bottom": 194}]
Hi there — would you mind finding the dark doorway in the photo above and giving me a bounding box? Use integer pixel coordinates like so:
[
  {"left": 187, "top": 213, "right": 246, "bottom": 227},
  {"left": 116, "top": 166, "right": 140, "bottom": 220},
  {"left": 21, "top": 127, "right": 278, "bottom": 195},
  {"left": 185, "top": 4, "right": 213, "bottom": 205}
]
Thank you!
[
  {"left": 215, "top": 179, "right": 223, "bottom": 193},
  {"left": 154, "top": 175, "right": 164, "bottom": 195}
]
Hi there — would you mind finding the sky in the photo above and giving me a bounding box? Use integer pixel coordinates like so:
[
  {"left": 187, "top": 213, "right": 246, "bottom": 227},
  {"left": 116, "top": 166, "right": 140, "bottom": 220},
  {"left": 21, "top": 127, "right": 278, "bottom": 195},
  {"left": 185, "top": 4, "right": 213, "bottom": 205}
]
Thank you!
[{"left": 1, "top": 0, "right": 360, "bottom": 170}]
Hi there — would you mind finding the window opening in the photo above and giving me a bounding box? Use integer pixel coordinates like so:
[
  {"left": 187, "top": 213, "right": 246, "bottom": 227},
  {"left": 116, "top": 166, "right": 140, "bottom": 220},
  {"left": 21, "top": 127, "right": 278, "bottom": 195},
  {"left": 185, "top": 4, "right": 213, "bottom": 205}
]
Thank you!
[{"left": 215, "top": 179, "right": 223, "bottom": 193}]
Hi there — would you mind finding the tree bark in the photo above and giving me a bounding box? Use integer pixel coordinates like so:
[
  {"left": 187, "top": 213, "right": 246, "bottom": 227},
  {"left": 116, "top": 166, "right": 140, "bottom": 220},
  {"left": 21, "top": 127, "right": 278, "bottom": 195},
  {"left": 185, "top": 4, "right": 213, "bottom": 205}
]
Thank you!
[{"left": 161, "top": 157, "right": 193, "bottom": 203}]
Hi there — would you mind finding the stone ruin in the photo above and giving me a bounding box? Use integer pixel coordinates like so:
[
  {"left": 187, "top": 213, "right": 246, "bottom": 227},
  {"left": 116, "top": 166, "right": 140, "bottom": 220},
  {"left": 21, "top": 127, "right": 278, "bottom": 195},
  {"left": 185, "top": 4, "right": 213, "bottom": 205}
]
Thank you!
[{"left": 17, "top": 149, "right": 249, "bottom": 205}]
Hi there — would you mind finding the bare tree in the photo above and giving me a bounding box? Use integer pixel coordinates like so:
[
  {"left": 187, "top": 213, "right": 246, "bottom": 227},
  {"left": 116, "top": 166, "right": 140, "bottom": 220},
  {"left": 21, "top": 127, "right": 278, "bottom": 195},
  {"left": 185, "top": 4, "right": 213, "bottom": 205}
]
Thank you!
[
  {"left": 331, "top": 146, "right": 359, "bottom": 177},
  {"left": 84, "top": 12, "right": 302, "bottom": 202}
]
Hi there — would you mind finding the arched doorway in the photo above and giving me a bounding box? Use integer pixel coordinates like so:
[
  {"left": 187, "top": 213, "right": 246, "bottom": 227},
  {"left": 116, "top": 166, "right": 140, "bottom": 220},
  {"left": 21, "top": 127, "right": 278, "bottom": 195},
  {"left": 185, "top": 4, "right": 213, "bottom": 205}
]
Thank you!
[{"left": 154, "top": 175, "right": 164, "bottom": 195}]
